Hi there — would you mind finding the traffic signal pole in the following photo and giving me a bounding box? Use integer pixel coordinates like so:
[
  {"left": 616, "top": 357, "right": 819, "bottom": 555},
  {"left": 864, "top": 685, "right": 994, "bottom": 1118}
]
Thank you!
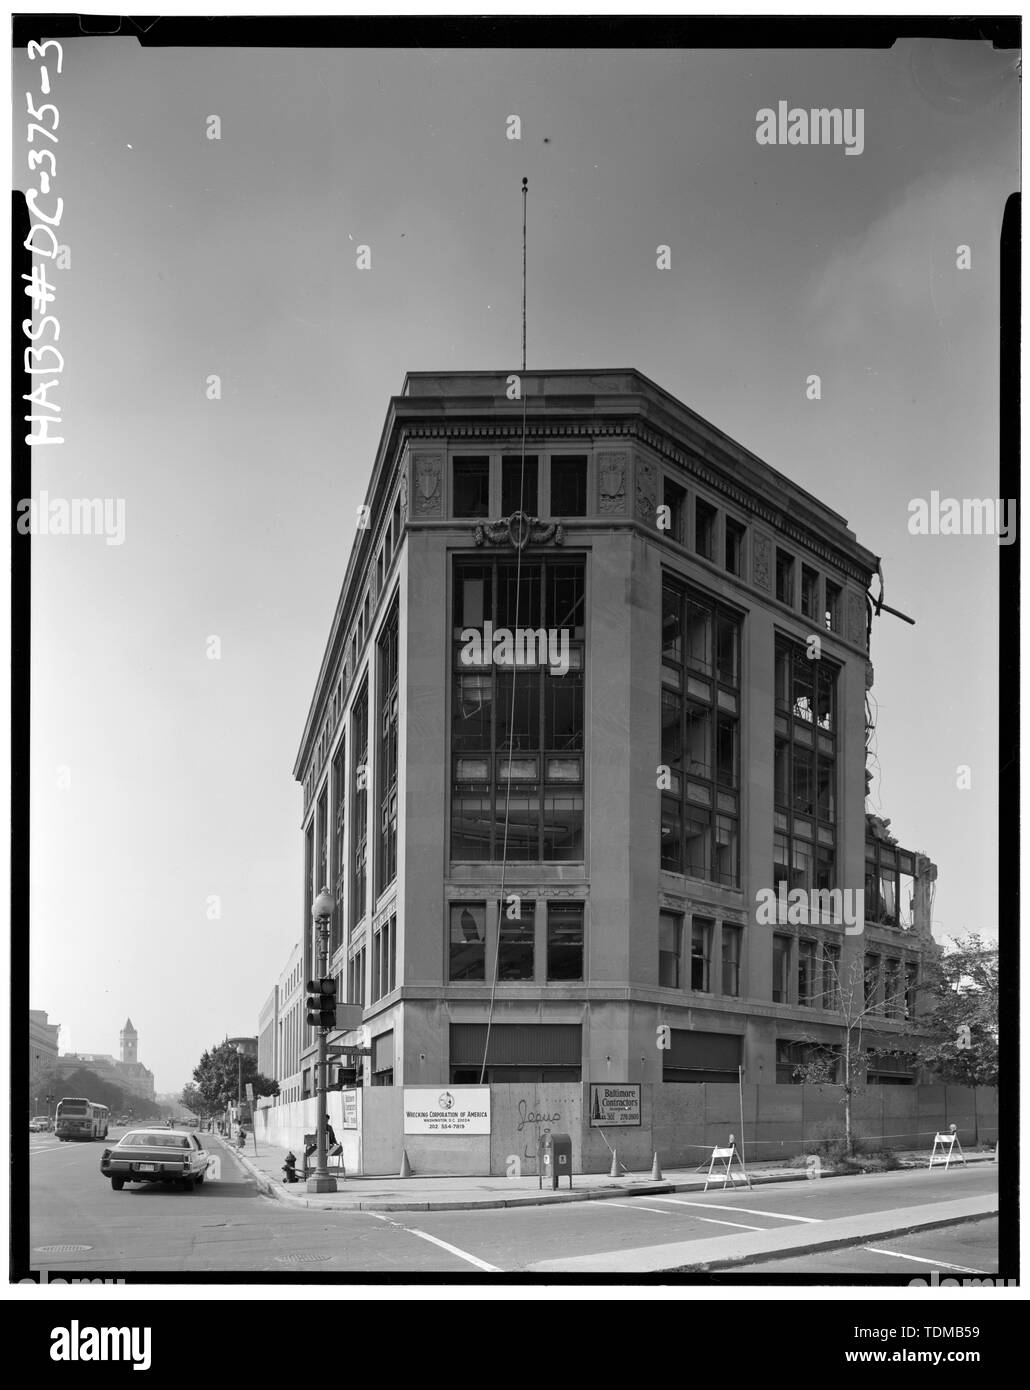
[{"left": 307, "top": 888, "right": 337, "bottom": 1194}]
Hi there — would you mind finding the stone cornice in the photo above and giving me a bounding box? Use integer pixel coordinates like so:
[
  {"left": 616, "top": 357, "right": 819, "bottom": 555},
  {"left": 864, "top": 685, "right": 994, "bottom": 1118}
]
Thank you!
[{"left": 397, "top": 417, "right": 875, "bottom": 586}]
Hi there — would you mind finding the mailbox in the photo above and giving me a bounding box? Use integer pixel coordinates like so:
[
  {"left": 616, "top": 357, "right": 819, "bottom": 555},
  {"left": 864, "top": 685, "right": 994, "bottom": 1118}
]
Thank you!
[{"left": 538, "top": 1130, "right": 573, "bottom": 1190}]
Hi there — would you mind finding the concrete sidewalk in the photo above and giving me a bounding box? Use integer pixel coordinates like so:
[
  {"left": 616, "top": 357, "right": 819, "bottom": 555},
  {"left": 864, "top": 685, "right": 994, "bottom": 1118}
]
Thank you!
[{"left": 215, "top": 1133, "right": 996, "bottom": 1214}]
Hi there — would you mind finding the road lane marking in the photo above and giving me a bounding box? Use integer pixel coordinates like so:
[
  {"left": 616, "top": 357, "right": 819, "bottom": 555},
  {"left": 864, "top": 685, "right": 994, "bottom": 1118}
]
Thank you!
[
  {"left": 606, "top": 1202, "right": 675, "bottom": 1214},
  {"left": 401, "top": 1228, "right": 500, "bottom": 1272},
  {"left": 862, "top": 1248, "right": 988, "bottom": 1274},
  {"left": 648, "top": 1198, "right": 822, "bottom": 1223},
  {"left": 692, "top": 1217, "right": 767, "bottom": 1231}
]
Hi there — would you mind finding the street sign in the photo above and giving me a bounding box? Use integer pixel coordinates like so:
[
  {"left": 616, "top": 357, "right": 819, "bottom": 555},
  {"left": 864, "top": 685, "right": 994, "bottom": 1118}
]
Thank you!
[{"left": 335, "top": 1003, "right": 364, "bottom": 1031}]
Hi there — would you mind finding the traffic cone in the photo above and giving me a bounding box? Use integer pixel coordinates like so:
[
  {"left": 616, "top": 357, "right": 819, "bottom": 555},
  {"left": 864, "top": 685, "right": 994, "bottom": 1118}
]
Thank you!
[
  {"left": 650, "top": 1151, "right": 663, "bottom": 1181},
  {"left": 609, "top": 1149, "right": 619, "bottom": 1178},
  {"left": 399, "top": 1149, "right": 412, "bottom": 1178}
]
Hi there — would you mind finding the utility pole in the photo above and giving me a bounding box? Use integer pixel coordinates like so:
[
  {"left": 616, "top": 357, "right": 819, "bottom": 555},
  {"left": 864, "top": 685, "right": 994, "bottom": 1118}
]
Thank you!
[{"left": 306, "top": 887, "right": 337, "bottom": 1193}]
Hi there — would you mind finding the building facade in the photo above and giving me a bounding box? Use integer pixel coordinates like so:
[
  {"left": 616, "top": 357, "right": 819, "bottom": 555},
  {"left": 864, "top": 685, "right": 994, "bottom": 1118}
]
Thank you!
[
  {"left": 290, "top": 369, "right": 936, "bottom": 1096},
  {"left": 29, "top": 1009, "right": 60, "bottom": 1072}
]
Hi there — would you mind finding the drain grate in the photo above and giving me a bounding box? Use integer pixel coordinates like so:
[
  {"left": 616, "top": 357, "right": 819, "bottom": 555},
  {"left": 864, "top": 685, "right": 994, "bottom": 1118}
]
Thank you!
[
  {"left": 34, "top": 1244, "right": 92, "bottom": 1254},
  {"left": 275, "top": 1252, "right": 333, "bottom": 1264}
]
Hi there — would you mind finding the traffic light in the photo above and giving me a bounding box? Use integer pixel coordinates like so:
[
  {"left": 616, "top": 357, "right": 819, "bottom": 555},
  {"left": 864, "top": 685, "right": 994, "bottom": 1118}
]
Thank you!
[
  {"left": 336, "top": 1065, "right": 358, "bottom": 1088},
  {"left": 306, "top": 976, "right": 336, "bottom": 1029}
]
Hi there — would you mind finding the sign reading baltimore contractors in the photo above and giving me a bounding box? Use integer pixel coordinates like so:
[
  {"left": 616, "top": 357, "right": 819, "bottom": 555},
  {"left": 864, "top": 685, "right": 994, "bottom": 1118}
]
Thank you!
[
  {"left": 403, "top": 1087, "right": 491, "bottom": 1135},
  {"left": 589, "top": 1083, "right": 641, "bottom": 1127}
]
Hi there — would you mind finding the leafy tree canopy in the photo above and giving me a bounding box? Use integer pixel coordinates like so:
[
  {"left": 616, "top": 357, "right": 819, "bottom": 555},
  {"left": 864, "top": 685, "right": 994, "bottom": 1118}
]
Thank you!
[{"left": 191, "top": 1040, "right": 279, "bottom": 1114}]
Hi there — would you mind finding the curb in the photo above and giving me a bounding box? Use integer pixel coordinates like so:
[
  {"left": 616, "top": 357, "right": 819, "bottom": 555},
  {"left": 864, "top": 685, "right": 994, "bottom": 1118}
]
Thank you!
[
  {"left": 220, "top": 1138, "right": 996, "bottom": 1214},
  {"left": 683, "top": 1208, "right": 996, "bottom": 1273}
]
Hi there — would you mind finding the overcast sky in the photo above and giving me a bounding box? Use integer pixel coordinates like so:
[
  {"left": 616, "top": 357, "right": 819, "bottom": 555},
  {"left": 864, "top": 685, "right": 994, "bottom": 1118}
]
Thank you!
[{"left": 16, "top": 34, "right": 1017, "bottom": 1092}]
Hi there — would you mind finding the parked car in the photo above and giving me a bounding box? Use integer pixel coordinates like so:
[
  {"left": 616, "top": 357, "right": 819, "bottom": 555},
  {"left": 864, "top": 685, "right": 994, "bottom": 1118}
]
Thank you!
[
  {"left": 29, "top": 1116, "right": 51, "bottom": 1132},
  {"left": 100, "top": 1128, "right": 212, "bottom": 1192}
]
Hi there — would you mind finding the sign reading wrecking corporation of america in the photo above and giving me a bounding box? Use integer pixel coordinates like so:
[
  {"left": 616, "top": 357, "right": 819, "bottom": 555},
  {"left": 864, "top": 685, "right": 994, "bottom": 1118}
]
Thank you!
[{"left": 403, "top": 1087, "right": 491, "bottom": 1135}]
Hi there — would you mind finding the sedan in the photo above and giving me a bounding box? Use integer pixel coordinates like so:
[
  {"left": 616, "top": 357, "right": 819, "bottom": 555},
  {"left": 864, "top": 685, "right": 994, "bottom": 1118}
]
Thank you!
[
  {"left": 29, "top": 1116, "right": 51, "bottom": 1132},
  {"left": 100, "top": 1128, "right": 211, "bottom": 1192}
]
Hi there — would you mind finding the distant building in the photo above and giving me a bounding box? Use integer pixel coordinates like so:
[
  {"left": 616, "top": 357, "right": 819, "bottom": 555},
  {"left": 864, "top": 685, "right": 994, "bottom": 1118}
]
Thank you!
[
  {"left": 57, "top": 1016, "right": 155, "bottom": 1101},
  {"left": 29, "top": 1009, "right": 60, "bottom": 1071}
]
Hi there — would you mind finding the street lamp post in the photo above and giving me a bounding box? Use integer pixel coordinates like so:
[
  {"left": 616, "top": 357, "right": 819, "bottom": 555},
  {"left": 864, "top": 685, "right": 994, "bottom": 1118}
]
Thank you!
[
  {"left": 236, "top": 1046, "right": 243, "bottom": 1127},
  {"left": 307, "top": 886, "right": 337, "bottom": 1193}
]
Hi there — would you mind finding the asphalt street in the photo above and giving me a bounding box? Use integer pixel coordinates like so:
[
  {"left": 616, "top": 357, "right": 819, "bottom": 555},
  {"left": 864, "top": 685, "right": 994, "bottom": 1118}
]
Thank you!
[{"left": 28, "top": 1129, "right": 998, "bottom": 1276}]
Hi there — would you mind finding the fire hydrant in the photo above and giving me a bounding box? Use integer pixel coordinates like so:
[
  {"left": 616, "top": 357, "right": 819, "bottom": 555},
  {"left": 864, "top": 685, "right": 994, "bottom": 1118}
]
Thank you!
[{"left": 282, "top": 1151, "right": 299, "bottom": 1184}]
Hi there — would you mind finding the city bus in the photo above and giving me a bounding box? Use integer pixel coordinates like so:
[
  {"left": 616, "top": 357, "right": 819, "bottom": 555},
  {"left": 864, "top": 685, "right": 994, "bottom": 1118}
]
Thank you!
[{"left": 54, "top": 1098, "right": 110, "bottom": 1141}]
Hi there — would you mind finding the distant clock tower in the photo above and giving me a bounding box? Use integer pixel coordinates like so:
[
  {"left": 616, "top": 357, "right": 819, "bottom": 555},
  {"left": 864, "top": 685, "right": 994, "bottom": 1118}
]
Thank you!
[{"left": 120, "top": 1017, "right": 138, "bottom": 1064}]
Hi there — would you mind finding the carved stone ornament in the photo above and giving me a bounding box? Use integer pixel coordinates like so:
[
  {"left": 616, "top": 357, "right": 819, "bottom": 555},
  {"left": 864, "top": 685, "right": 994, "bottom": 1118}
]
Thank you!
[
  {"left": 398, "top": 468, "right": 408, "bottom": 521},
  {"left": 598, "top": 450, "right": 627, "bottom": 514},
  {"left": 752, "top": 533, "right": 771, "bottom": 590},
  {"left": 473, "top": 511, "right": 565, "bottom": 550},
  {"left": 847, "top": 589, "right": 866, "bottom": 647},
  {"left": 635, "top": 458, "right": 656, "bottom": 523},
  {"left": 413, "top": 454, "right": 442, "bottom": 516}
]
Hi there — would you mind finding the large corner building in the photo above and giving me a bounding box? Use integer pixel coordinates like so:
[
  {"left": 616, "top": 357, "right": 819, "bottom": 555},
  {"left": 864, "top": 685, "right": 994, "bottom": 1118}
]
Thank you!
[{"left": 287, "top": 369, "right": 935, "bottom": 1099}]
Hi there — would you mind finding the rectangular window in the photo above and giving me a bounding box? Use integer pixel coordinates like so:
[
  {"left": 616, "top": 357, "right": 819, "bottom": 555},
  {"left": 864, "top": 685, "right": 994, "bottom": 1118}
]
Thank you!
[
  {"left": 351, "top": 681, "right": 369, "bottom": 925},
  {"left": 659, "top": 910, "right": 682, "bottom": 988},
  {"left": 452, "top": 557, "right": 584, "bottom": 862},
  {"left": 864, "top": 953, "right": 880, "bottom": 1010},
  {"left": 498, "top": 900, "right": 535, "bottom": 980},
  {"left": 377, "top": 600, "right": 399, "bottom": 893},
  {"left": 453, "top": 457, "right": 490, "bottom": 518},
  {"left": 316, "top": 788, "right": 328, "bottom": 901},
  {"left": 822, "top": 944, "right": 840, "bottom": 1009},
  {"left": 347, "top": 947, "right": 366, "bottom": 1008},
  {"left": 450, "top": 903, "right": 486, "bottom": 981},
  {"left": 371, "top": 915, "right": 396, "bottom": 1002},
  {"left": 661, "top": 577, "right": 741, "bottom": 887},
  {"left": 904, "top": 963, "right": 918, "bottom": 1019},
  {"left": 884, "top": 959, "right": 902, "bottom": 1019},
  {"left": 725, "top": 517, "right": 746, "bottom": 577},
  {"left": 691, "top": 917, "right": 713, "bottom": 992},
  {"left": 772, "top": 935, "right": 790, "bottom": 1004},
  {"left": 798, "top": 939, "right": 817, "bottom": 1006},
  {"left": 774, "top": 638, "right": 838, "bottom": 896},
  {"left": 331, "top": 740, "right": 346, "bottom": 955},
  {"left": 549, "top": 456, "right": 587, "bottom": 517},
  {"left": 695, "top": 498, "right": 717, "bottom": 561},
  {"left": 502, "top": 455, "right": 538, "bottom": 517},
  {"left": 776, "top": 550, "right": 795, "bottom": 606},
  {"left": 663, "top": 478, "right": 686, "bottom": 544},
  {"left": 801, "top": 565, "right": 819, "bottom": 619},
  {"left": 547, "top": 902, "right": 584, "bottom": 981},
  {"left": 825, "top": 580, "right": 843, "bottom": 633},
  {"left": 721, "top": 925, "right": 741, "bottom": 997}
]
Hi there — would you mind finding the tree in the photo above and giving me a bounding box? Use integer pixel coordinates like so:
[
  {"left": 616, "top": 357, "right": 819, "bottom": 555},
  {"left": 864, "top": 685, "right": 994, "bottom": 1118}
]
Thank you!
[
  {"left": 791, "top": 953, "right": 911, "bottom": 1156},
  {"left": 191, "top": 1040, "right": 279, "bottom": 1115},
  {"left": 912, "top": 934, "right": 998, "bottom": 1087},
  {"left": 179, "top": 1083, "right": 208, "bottom": 1120},
  {"left": 46, "top": 1066, "right": 164, "bottom": 1121}
]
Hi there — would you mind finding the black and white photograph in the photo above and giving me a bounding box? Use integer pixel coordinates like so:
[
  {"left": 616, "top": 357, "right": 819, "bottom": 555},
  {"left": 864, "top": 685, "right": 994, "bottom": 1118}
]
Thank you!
[{"left": 10, "top": 6, "right": 1019, "bottom": 1345}]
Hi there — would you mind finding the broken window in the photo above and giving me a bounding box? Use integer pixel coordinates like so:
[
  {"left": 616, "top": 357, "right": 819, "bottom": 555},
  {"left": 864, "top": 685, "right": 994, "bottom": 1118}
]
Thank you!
[
  {"left": 824, "top": 580, "right": 843, "bottom": 633},
  {"left": 695, "top": 498, "right": 717, "bottom": 561},
  {"left": 776, "top": 549, "right": 795, "bottom": 606},
  {"left": 663, "top": 477, "right": 686, "bottom": 544},
  {"left": 725, "top": 516, "right": 746, "bottom": 577},
  {"left": 801, "top": 565, "right": 819, "bottom": 619}
]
